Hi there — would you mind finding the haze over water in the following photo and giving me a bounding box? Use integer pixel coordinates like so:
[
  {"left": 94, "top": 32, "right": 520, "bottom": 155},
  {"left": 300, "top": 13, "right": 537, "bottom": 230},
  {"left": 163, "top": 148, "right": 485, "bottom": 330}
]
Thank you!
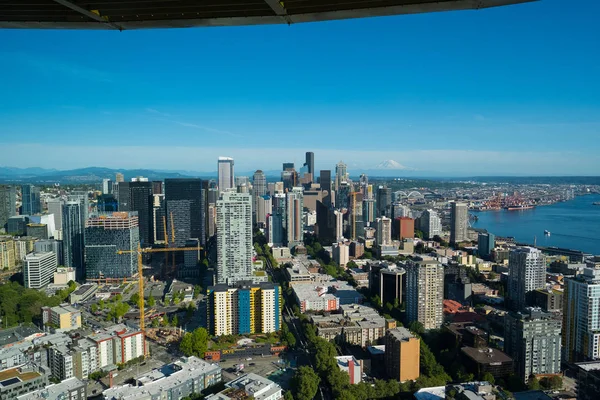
[{"left": 472, "top": 193, "right": 600, "bottom": 255}]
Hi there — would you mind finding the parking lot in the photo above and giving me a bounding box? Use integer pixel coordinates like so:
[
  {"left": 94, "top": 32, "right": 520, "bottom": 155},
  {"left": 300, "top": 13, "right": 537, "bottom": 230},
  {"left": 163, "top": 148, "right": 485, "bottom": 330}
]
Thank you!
[{"left": 217, "top": 354, "right": 286, "bottom": 381}]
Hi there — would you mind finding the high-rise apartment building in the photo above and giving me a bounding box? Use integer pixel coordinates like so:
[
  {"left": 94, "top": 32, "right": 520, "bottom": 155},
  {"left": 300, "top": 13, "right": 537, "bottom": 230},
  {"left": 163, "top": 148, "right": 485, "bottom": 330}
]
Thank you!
[
  {"left": 21, "top": 184, "right": 41, "bottom": 215},
  {"left": 115, "top": 181, "right": 153, "bottom": 246},
  {"left": 23, "top": 251, "right": 57, "bottom": 289},
  {"left": 507, "top": 247, "right": 546, "bottom": 311},
  {"left": 420, "top": 209, "right": 441, "bottom": 239},
  {"left": 218, "top": 156, "right": 235, "bottom": 193},
  {"left": 256, "top": 195, "right": 272, "bottom": 226},
  {"left": 563, "top": 267, "right": 600, "bottom": 362},
  {"left": 450, "top": 202, "right": 469, "bottom": 244},
  {"left": 0, "top": 185, "right": 16, "bottom": 231},
  {"left": 207, "top": 283, "right": 281, "bottom": 336},
  {"left": 504, "top": 308, "right": 561, "bottom": 382},
  {"left": 376, "top": 186, "right": 392, "bottom": 218},
  {"left": 384, "top": 327, "right": 420, "bottom": 382},
  {"left": 376, "top": 217, "right": 392, "bottom": 246},
  {"left": 164, "top": 178, "right": 205, "bottom": 246},
  {"left": 102, "top": 179, "right": 113, "bottom": 195},
  {"left": 62, "top": 201, "right": 85, "bottom": 281},
  {"left": 115, "top": 172, "right": 124, "bottom": 183},
  {"left": 363, "top": 199, "right": 376, "bottom": 224},
  {"left": 267, "top": 213, "right": 284, "bottom": 246},
  {"left": 334, "top": 210, "right": 343, "bottom": 242},
  {"left": 369, "top": 263, "right": 405, "bottom": 306},
  {"left": 216, "top": 191, "right": 252, "bottom": 284},
  {"left": 85, "top": 212, "right": 139, "bottom": 280},
  {"left": 478, "top": 232, "right": 495, "bottom": 258},
  {"left": 406, "top": 260, "right": 444, "bottom": 330}
]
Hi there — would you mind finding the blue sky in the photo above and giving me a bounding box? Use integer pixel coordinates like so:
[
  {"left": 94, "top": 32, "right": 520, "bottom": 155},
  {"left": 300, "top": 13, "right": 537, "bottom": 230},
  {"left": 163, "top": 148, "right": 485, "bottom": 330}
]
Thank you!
[{"left": 0, "top": 0, "right": 599, "bottom": 176}]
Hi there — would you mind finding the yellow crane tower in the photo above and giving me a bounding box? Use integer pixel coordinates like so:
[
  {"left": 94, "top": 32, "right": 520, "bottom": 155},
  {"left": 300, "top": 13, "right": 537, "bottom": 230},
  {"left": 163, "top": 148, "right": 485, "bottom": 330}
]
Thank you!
[{"left": 117, "top": 243, "right": 201, "bottom": 354}]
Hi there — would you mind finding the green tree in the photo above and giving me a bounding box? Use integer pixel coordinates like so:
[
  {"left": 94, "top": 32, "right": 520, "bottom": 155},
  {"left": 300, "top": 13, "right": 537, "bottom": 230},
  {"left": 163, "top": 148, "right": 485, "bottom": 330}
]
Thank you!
[
  {"left": 147, "top": 296, "right": 156, "bottom": 307},
  {"left": 191, "top": 327, "right": 209, "bottom": 357},
  {"left": 90, "top": 303, "right": 98, "bottom": 313},
  {"left": 291, "top": 366, "right": 320, "bottom": 400},
  {"left": 283, "top": 391, "right": 294, "bottom": 400},
  {"left": 171, "top": 315, "right": 179, "bottom": 327},
  {"left": 193, "top": 285, "right": 202, "bottom": 299},
  {"left": 527, "top": 376, "right": 541, "bottom": 390},
  {"left": 151, "top": 318, "right": 159, "bottom": 328},
  {"left": 482, "top": 372, "right": 495, "bottom": 385},
  {"left": 409, "top": 321, "right": 425, "bottom": 336},
  {"left": 130, "top": 293, "right": 140, "bottom": 307},
  {"left": 180, "top": 332, "right": 194, "bottom": 356}
]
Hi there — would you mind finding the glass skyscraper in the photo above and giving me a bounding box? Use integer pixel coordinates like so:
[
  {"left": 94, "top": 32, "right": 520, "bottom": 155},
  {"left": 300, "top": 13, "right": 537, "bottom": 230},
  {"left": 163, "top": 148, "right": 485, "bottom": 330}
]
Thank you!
[
  {"left": 0, "top": 185, "right": 16, "bottom": 231},
  {"left": 62, "top": 200, "right": 85, "bottom": 281},
  {"left": 21, "top": 184, "right": 41, "bottom": 215},
  {"left": 85, "top": 212, "right": 139, "bottom": 280},
  {"left": 165, "top": 178, "right": 205, "bottom": 246}
]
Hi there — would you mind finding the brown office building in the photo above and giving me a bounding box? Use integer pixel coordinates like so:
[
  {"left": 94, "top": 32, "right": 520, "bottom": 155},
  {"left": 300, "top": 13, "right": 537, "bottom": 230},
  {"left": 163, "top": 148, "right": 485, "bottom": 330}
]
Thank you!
[
  {"left": 398, "top": 217, "right": 415, "bottom": 240},
  {"left": 384, "top": 327, "right": 420, "bottom": 382},
  {"left": 461, "top": 346, "right": 513, "bottom": 380}
]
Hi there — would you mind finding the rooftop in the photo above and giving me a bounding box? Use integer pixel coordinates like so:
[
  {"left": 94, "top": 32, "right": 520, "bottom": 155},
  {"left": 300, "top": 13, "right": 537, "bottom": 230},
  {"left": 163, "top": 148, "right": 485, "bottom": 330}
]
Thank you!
[
  {"left": 207, "top": 373, "right": 280, "bottom": 400},
  {"left": 0, "top": 366, "right": 42, "bottom": 388},
  {"left": 16, "top": 377, "right": 85, "bottom": 400},
  {"left": 387, "top": 327, "right": 417, "bottom": 341},
  {"left": 414, "top": 386, "right": 446, "bottom": 400},
  {"left": 104, "top": 357, "right": 221, "bottom": 400},
  {"left": 461, "top": 347, "right": 513, "bottom": 364}
]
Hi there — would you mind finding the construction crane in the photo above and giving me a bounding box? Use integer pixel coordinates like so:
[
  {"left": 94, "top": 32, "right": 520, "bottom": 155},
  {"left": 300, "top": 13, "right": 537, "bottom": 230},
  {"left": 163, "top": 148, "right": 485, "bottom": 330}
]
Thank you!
[{"left": 116, "top": 243, "right": 201, "bottom": 353}]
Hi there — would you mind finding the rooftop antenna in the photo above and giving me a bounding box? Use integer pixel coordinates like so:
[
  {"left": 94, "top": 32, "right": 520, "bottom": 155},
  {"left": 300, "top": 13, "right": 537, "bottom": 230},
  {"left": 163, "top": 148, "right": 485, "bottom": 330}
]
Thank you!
[{"left": 534, "top": 235, "right": 537, "bottom": 247}]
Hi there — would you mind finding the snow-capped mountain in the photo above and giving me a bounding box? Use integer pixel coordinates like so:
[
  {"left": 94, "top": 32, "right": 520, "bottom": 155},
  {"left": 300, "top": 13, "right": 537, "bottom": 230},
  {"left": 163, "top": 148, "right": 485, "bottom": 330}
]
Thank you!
[{"left": 374, "top": 160, "right": 411, "bottom": 170}]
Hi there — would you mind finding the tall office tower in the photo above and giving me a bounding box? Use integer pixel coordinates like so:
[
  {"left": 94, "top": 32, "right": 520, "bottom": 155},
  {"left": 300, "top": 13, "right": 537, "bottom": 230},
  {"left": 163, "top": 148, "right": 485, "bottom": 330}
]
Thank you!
[
  {"left": 420, "top": 209, "right": 441, "bottom": 239},
  {"left": 376, "top": 217, "right": 392, "bottom": 246},
  {"left": 336, "top": 181, "right": 351, "bottom": 209},
  {"left": 376, "top": 186, "right": 392, "bottom": 217},
  {"left": 257, "top": 195, "right": 272, "bottom": 226},
  {"left": 21, "top": 184, "right": 41, "bottom": 215},
  {"left": 152, "top": 181, "right": 163, "bottom": 195},
  {"left": 563, "top": 267, "right": 600, "bottom": 362},
  {"left": 252, "top": 170, "right": 267, "bottom": 223},
  {"left": 369, "top": 263, "right": 406, "bottom": 306},
  {"left": 478, "top": 232, "right": 495, "bottom": 258},
  {"left": 362, "top": 199, "right": 376, "bottom": 224},
  {"left": 507, "top": 247, "right": 546, "bottom": 311},
  {"left": 406, "top": 260, "right": 444, "bottom": 330},
  {"left": 46, "top": 198, "right": 63, "bottom": 234},
  {"left": 285, "top": 188, "right": 303, "bottom": 247},
  {"left": 152, "top": 194, "right": 166, "bottom": 243},
  {"left": 68, "top": 192, "right": 89, "bottom": 222},
  {"left": 0, "top": 185, "right": 16, "bottom": 231},
  {"left": 164, "top": 178, "right": 205, "bottom": 246},
  {"left": 207, "top": 283, "right": 281, "bottom": 336},
  {"left": 23, "top": 251, "right": 57, "bottom": 289},
  {"left": 115, "top": 181, "right": 153, "bottom": 246},
  {"left": 348, "top": 192, "right": 364, "bottom": 240},
  {"left": 267, "top": 213, "right": 284, "bottom": 246},
  {"left": 218, "top": 156, "right": 235, "bottom": 192},
  {"left": 7, "top": 215, "right": 29, "bottom": 235},
  {"left": 207, "top": 187, "right": 219, "bottom": 205},
  {"left": 216, "top": 192, "right": 253, "bottom": 285},
  {"left": 115, "top": 172, "right": 124, "bottom": 183},
  {"left": 397, "top": 217, "right": 415, "bottom": 240},
  {"left": 450, "top": 202, "right": 469, "bottom": 244},
  {"left": 384, "top": 327, "right": 420, "bottom": 382},
  {"left": 97, "top": 194, "right": 118, "bottom": 212},
  {"left": 359, "top": 174, "right": 370, "bottom": 199},
  {"left": 281, "top": 170, "right": 297, "bottom": 192},
  {"left": 319, "top": 170, "right": 332, "bottom": 207},
  {"left": 62, "top": 201, "right": 85, "bottom": 281},
  {"left": 102, "top": 179, "right": 113, "bottom": 195},
  {"left": 335, "top": 161, "right": 348, "bottom": 190},
  {"left": 316, "top": 201, "right": 336, "bottom": 243},
  {"left": 505, "top": 308, "right": 561, "bottom": 382},
  {"left": 334, "top": 210, "right": 343, "bottom": 242},
  {"left": 304, "top": 152, "right": 314, "bottom": 178},
  {"left": 282, "top": 162, "right": 294, "bottom": 171},
  {"left": 85, "top": 212, "right": 139, "bottom": 280},
  {"left": 34, "top": 239, "right": 62, "bottom": 266}
]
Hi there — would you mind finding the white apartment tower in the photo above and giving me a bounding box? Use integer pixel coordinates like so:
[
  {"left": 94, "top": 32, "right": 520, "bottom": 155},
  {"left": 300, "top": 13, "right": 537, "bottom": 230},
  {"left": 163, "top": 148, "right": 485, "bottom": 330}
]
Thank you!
[
  {"left": 450, "top": 202, "right": 469, "bottom": 244},
  {"left": 216, "top": 191, "right": 253, "bottom": 284},
  {"left": 406, "top": 260, "right": 444, "bottom": 330},
  {"left": 507, "top": 247, "right": 546, "bottom": 311},
  {"left": 376, "top": 216, "right": 392, "bottom": 246}
]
